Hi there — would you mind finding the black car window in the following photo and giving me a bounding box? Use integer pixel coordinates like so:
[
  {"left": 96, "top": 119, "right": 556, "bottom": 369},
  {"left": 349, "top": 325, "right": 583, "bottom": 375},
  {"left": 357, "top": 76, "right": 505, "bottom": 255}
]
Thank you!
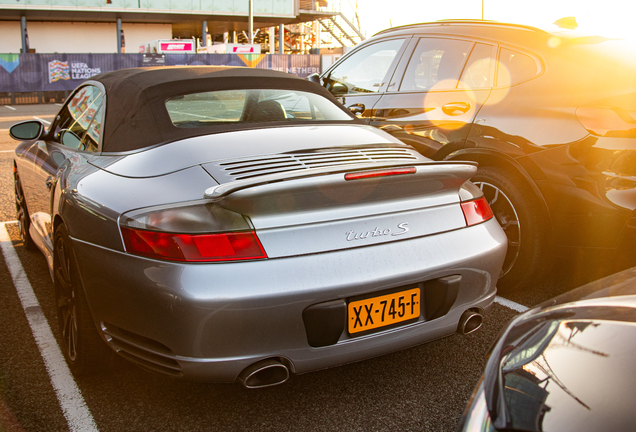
[
  {"left": 459, "top": 43, "right": 495, "bottom": 89},
  {"left": 325, "top": 38, "right": 406, "bottom": 95},
  {"left": 399, "top": 38, "right": 472, "bottom": 91},
  {"left": 497, "top": 48, "right": 539, "bottom": 86},
  {"left": 51, "top": 85, "right": 104, "bottom": 152},
  {"left": 165, "top": 89, "right": 352, "bottom": 127}
]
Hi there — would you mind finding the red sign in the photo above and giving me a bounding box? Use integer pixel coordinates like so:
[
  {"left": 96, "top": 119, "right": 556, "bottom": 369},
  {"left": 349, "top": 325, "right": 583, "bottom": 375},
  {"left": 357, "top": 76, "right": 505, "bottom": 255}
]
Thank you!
[
  {"left": 160, "top": 42, "right": 193, "bottom": 52},
  {"left": 232, "top": 46, "right": 255, "bottom": 53}
]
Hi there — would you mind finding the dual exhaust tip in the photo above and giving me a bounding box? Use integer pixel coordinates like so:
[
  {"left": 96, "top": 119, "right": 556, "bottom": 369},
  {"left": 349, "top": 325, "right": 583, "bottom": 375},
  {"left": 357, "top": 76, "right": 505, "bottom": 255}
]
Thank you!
[{"left": 239, "top": 309, "right": 483, "bottom": 388}]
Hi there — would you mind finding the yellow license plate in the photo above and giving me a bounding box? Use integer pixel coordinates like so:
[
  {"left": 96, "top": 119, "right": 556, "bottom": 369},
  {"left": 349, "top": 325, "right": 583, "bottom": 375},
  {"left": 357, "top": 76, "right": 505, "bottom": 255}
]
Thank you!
[{"left": 348, "top": 288, "right": 421, "bottom": 334}]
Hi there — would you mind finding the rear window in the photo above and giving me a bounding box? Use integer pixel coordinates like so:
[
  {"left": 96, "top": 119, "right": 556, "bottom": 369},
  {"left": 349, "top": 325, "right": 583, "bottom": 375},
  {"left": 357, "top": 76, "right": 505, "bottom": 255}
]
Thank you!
[
  {"left": 166, "top": 89, "right": 352, "bottom": 128},
  {"left": 497, "top": 48, "right": 540, "bottom": 86}
]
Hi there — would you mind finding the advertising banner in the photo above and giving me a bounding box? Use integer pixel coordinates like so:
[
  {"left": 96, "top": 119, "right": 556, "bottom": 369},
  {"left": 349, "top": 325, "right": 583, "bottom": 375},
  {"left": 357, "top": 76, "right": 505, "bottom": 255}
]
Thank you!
[
  {"left": 159, "top": 41, "right": 194, "bottom": 52},
  {"left": 0, "top": 53, "right": 321, "bottom": 93}
]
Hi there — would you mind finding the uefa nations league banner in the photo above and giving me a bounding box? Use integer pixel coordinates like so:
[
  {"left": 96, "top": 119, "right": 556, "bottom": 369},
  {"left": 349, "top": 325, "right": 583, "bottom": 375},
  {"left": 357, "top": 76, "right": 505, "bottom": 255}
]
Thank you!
[{"left": 0, "top": 53, "right": 321, "bottom": 93}]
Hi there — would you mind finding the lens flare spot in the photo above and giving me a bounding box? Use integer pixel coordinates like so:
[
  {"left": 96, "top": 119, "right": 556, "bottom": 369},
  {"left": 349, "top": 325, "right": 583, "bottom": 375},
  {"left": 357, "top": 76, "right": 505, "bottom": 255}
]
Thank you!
[
  {"left": 431, "top": 118, "right": 464, "bottom": 131},
  {"left": 483, "top": 62, "right": 511, "bottom": 106},
  {"left": 496, "top": 62, "right": 512, "bottom": 88},
  {"left": 547, "top": 36, "right": 562, "bottom": 48},
  {"left": 428, "top": 78, "right": 460, "bottom": 92},
  {"left": 422, "top": 79, "right": 477, "bottom": 132}
]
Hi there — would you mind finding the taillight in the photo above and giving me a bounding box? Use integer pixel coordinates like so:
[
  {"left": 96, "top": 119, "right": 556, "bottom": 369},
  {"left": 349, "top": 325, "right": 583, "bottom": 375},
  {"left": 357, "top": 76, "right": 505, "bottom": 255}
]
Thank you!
[
  {"left": 461, "top": 196, "right": 494, "bottom": 226},
  {"left": 119, "top": 201, "right": 267, "bottom": 262},
  {"left": 344, "top": 167, "right": 417, "bottom": 180},
  {"left": 576, "top": 106, "right": 636, "bottom": 138},
  {"left": 121, "top": 228, "right": 266, "bottom": 262}
]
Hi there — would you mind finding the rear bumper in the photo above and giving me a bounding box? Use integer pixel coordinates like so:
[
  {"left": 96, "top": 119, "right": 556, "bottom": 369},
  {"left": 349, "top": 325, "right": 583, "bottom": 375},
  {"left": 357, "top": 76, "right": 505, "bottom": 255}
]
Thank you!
[{"left": 71, "top": 218, "right": 506, "bottom": 383}]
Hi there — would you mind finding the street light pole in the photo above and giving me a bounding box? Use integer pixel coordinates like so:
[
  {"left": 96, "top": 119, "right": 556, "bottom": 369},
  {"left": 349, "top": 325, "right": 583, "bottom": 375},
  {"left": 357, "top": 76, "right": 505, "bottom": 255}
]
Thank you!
[{"left": 248, "top": 0, "right": 253, "bottom": 43}]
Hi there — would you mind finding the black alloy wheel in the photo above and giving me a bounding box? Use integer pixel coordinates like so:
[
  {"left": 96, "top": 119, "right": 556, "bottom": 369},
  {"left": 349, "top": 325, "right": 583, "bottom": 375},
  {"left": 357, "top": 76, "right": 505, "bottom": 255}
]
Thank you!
[
  {"left": 54, "top": 225, "right": 113, "bottom": 375},
  {"left": 14, "top": 171, "right": 35, "bottom": 249},
  {"left": 474, "top": 181, "right": 521, "bottom": 277},
  {"left": 471, "top": 166, "right": 549, "bottom": 293}
]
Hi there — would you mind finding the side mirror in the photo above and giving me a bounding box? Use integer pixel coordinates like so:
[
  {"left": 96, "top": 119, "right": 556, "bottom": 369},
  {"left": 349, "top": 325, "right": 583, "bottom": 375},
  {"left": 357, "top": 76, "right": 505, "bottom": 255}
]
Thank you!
[
  {"left": 9, "top": 120, "right": 45, "bottom": 141},
  {"left": 306, "top": 73, "right": 322, "bottom": 85}
]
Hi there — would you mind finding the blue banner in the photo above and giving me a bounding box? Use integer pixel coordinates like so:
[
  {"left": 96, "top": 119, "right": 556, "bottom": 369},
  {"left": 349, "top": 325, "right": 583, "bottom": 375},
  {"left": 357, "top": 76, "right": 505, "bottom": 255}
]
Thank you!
[{"left": 0, "top": 53, "right": 321, "bottom": 93}]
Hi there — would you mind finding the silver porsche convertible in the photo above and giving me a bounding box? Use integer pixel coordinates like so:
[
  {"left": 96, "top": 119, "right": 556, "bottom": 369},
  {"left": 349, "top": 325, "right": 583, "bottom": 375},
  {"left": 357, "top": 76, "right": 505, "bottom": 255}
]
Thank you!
[{"left": 10, "top": 66, "right": 506, "bottom": 387}]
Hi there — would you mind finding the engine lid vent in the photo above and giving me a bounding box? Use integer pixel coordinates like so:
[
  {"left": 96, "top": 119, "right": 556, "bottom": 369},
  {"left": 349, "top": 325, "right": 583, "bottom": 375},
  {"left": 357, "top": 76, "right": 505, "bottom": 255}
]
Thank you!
[{"left": 205, "top": 147, "right": 423, "bottom": 183}]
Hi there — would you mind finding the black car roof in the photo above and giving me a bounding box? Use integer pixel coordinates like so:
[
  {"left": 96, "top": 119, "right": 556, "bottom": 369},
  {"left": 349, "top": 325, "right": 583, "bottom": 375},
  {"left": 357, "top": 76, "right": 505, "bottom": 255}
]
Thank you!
[
  {"left": 370, "top": 19, "right": 617, "bottom": 46},
  {"left": 85, "top": 66, "right": 355, "bottom": 153},
  {"left": 372, "top": 20, "right": 550, "bottom": 37},
  {"left": 362, "top": 20, "right": 562, "bottom": 53}
]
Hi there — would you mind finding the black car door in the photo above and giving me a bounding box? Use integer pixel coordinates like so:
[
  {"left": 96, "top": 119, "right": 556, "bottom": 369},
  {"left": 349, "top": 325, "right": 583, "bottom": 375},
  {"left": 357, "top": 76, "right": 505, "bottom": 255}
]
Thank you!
[
  {"left": 321, "top": 36, "right": 411, "bottom": 120},
  {"left": 369, "top": 37, "right": 496, "bottom": 159}
]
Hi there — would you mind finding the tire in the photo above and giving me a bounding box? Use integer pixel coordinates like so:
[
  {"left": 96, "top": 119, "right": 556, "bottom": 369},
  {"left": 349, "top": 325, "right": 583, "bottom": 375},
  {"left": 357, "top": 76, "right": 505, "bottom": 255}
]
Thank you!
[
  {"left": 53, "top": 225, "right": 113, "bottom": 375},
  {"left": 14, "top": 171, "right": 36, "bottom": 250},
  {"left": 471, "top": 166, "right": 549, "bottom": 293}
]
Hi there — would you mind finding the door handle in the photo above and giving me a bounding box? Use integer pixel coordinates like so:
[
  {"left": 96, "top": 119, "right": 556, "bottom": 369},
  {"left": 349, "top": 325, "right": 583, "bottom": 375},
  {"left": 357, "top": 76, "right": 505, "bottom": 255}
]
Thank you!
[
  {"left": 348, "top": 103, "right": 366, "bottom": 116},
  {"left": 442, "top": 102, "right": 471, "bottom": 116},
  {"left": 46, "top": 176, "right": 54, "bottom": 191}
]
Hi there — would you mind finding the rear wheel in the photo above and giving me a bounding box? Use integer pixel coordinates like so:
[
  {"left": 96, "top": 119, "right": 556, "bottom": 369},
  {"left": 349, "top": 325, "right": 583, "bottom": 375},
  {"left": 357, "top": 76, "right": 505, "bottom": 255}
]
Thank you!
[
  {"left": 54, "top": 225, "right": 113, "bottom": 375},
  {"left": 471, "top": 166, "right": 549, "bottom": 293},
  {"left": 14, "top": 171, "right": 35, "bottom": 249}
]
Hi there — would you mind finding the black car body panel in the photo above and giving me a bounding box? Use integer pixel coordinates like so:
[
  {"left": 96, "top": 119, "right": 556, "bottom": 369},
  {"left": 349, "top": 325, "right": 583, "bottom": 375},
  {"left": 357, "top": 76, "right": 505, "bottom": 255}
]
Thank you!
[
  {"left": 458, "top": 266, "right": 636, "bottom": 431},
  {"left": 319, "top": 20, "right": 636, "bottom": 291}
]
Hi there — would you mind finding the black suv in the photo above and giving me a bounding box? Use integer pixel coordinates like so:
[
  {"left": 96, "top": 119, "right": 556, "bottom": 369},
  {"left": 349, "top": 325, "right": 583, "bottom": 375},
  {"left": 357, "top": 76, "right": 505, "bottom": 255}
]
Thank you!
[{"left": 312, "top": 20, "right": 636, "bottom": 292}]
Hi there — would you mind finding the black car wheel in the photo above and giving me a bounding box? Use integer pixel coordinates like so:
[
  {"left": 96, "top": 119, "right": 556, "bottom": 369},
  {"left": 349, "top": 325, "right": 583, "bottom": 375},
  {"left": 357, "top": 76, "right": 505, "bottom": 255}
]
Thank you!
[
  {"left": 14, "top": 171, "right": 35, "bottom": 250},
  {"left": 472, "top": 166, "right": 549, "bottom": 293},
  {"left": 54, "top": 225, "right": 113, "bottom": 375}
]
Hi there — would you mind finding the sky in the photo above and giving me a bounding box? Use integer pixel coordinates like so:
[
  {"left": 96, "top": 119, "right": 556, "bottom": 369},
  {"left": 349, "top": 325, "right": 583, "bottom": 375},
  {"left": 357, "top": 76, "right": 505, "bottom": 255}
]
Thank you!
[{"left": 351, "top": 0, "right": 636, "bottom": 40}]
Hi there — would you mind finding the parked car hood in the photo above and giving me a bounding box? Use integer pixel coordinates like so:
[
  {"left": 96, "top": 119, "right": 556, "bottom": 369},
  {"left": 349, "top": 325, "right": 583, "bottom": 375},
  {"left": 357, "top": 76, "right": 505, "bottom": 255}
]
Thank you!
[{"left": 483, "top": 267, "right": 636, "bottom": 432}]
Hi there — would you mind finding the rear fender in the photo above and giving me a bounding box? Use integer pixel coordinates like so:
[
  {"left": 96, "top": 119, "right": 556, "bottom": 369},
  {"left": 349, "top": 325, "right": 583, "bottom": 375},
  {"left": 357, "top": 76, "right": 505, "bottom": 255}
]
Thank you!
[{"left": 444, "top": 149, "right": 552, "bottom": 228}]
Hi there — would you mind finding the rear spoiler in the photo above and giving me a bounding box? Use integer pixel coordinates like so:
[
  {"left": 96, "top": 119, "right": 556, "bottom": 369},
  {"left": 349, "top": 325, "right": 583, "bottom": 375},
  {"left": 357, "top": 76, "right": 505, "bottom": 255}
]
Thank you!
[{"left": 203, "top": 161, "right": 477, "bottom": 202}]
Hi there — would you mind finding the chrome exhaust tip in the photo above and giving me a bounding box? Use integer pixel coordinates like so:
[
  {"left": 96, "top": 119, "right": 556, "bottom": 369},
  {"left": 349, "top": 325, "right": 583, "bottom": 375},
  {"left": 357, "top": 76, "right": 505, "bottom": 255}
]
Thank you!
[
  {"left": 457, "top": 309, "right": 483, "bottom": 335},
  {"left": 238, "top": 358, "right": 290, "bottom": 389}
]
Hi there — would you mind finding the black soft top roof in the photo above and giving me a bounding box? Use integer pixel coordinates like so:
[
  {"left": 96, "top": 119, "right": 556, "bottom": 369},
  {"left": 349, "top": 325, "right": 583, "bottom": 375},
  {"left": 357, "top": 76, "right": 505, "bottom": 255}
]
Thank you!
[{"left": 86, "top": 66, "right": 356, "bottom": 153}]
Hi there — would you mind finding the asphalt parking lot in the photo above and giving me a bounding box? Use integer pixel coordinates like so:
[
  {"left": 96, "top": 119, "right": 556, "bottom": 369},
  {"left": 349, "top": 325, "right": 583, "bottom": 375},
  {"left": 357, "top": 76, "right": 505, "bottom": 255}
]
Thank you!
[{"left": 0, "top": 104, "right": 618, "bottom": 432}]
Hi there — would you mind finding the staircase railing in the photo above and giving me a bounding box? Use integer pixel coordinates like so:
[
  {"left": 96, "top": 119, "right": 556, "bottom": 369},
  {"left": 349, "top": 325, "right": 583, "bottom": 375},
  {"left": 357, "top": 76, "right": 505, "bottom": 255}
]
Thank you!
[{"left": 319, "top": 12, "right": 365, "bottom": 47}]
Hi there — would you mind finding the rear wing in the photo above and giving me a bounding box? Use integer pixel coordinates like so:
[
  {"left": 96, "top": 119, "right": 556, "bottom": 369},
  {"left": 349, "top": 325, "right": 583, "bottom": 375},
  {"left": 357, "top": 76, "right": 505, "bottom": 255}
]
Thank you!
[{"left": 203, "top": 161, "right": 478, "bottom": 203}]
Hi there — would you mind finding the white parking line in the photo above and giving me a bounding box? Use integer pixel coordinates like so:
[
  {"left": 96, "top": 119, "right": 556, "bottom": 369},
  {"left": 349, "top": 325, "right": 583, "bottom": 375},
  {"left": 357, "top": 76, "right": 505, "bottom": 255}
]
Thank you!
[
  {"left": 0, "top": 150, "right": 14, "bottom": 153},
  {"left": 4, "top": 105, "right": 16, "bottom": 110},
  {"left": 33, "top": 116, "right": 51, "bottom": 125},
  {"left": 494, "top": 295, "right": 529, "bottom": 313},
  {"left": 0, "top": 221, "right": 99, "bottom": 432}
]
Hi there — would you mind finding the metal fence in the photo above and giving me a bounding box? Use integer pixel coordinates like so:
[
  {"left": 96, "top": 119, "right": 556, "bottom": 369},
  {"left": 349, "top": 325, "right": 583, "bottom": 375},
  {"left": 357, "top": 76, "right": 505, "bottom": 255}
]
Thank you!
[{"left": 0, "top": 53, "right": 321, "bottom": 104}]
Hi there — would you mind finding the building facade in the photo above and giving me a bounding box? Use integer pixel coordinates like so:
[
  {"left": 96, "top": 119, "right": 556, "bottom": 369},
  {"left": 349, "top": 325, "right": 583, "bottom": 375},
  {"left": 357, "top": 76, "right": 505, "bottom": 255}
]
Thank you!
[{"left": 0, "top": 0, "right": 360, "bottom": 54}]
